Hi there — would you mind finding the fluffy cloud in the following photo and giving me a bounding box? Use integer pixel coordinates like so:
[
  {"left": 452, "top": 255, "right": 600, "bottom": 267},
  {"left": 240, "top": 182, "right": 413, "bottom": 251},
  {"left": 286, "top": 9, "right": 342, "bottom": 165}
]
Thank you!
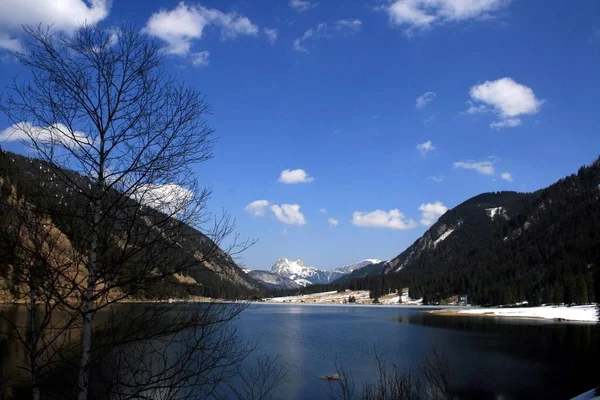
[
  {"left": 467, "top": 77, "right": 543, "bottom": 129},
  {"left": 328, "top": 217, "right": 339, "bottom": 227},
  {"left": 352, "top": 209, "right": 417, "bottom": 230},
  {"left": 0, "top": 0, "right": 110, "bottom": 51},
  {"left": 191, "top": 51, "right": 210, "bottom": 67},
  {"left": 133, "top": 183, "right": 193, "bottom": 215},
  {"left": 416, "top": 91, "right": 436, "bottom": 108},
  {"left": 293, "top": 19, "right": 362, "bottom": 53},
  {"left": 264, "top": 28, "right": 278, "bottom": 44},
  {"left": 278, "top": 169, "right": 314, "bottom": 184},
  {"left": 500, "top": 172, "right": 513, "bottom": 181},
  {"left": 145, "top": 2, "right": 258, "bottom": 60},
  {"left": 383, "top": 0, "right": 509, "bottom": 33},
  {"left": 289, "top": 0, "right": 317, "bottom": 12},
  {"left": 245, "top": 200, "right": 306, "bottom": 226},
  {"left": 244, "top": 200, "right": 270, "bottom": 217},
  {"left": 0, "top": 122, "right": 91, "bottom": 148},
  {"left": 453, "top": 160, "right": 495, "bottom": 175},
  {"left": 0, "top": 33, "right": 24, "bottom": 53},
  {"left": 417, "top": 140, "right": 436, "bottom": 156},
  {"left": 320, "top": 208, "right": 327, "bottom": 214},
  {"left": 419, "top": 201, "right": 448, "bottom": 226},
  {"left": 271, "top": 204, "right": 306, "bottom": 226}
]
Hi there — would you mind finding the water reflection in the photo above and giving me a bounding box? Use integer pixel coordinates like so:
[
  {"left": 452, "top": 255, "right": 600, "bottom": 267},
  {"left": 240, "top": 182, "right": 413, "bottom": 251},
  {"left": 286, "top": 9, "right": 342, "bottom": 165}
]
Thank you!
[
  {"left": 1, "top": 304, "right": 598, "bottom": 400},
  {"left": 406, "top": 312, "right": 600, "bottom": 399}
]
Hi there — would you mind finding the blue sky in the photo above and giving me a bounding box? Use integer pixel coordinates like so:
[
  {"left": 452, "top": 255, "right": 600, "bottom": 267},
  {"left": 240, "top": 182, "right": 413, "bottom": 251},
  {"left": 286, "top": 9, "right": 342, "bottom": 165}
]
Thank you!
[{"left": 0, "top": 1, "right": 599, "bottom": 270}]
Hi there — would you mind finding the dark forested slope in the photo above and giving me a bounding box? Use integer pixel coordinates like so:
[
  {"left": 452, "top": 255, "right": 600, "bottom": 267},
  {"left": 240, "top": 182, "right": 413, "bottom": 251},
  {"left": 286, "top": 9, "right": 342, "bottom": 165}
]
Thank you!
[
  {"left": 0, "top": 149, "right": 260, "bottom": 300},
  {"left": 337, "top": 157, "right": 600, "bottom": 306}
]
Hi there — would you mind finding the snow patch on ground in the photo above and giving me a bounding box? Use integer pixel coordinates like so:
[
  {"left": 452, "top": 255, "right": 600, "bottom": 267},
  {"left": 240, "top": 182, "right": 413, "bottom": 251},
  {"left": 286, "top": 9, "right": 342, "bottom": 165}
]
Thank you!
[
  {"left": 294, "top": 278, "right": 312, "bottom": 287},
  {"left": 486, "top": 207, "right": 505, "bottom": 219},
  {"left": 445, "top": 305, "right": 598, "bottom": 322},
  {"left": 433, "top": 228, "right": 454, "bottom": 247},
  {"left": 264, "top": 290, "right": 422, "bottom": 305}
]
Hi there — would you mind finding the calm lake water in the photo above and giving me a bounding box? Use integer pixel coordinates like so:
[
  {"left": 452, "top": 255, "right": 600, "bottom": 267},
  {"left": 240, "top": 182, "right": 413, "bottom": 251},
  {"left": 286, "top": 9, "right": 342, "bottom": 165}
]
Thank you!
[
  {"left": 234, "top": 304, "right": 599, "bottom": 400},
  {"left": 1, "top": 304, "right": 598, "bottom": 399}
]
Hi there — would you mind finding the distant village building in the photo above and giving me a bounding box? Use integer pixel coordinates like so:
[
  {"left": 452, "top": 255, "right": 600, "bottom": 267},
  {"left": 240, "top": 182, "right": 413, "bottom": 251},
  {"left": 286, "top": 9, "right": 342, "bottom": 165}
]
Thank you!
[{"left": 458, "top": 295, "right": 468, "bottom": 306}]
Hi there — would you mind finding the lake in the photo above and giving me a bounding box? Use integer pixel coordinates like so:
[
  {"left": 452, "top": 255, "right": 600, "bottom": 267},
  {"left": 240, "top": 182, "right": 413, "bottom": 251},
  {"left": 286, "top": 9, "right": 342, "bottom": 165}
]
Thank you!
[
  {"left": 1, "top": 303, "right": 598, "bottom": 399},
  {"left": 234, "top": 304, "right": 599, "bottom": 400}
]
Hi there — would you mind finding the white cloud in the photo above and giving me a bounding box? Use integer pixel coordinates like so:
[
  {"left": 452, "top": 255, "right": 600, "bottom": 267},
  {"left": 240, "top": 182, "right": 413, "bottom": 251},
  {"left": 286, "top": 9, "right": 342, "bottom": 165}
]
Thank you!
[
  {"left": 0, "top": 33, "right": 24, "bottom": 53},
  {"left": 264, "top": 27, "right": 278, "bottom": 44},
  {"left": 133, "top": 183, "right": 193, "bottom": 215},
  {"left": 419, "top": 201, "right": 448, "bottom": 226},
  {"left": 289, "top": 0, "right": 317, "bottom": 12},
  {"left": 244, "top": 200, "right": 270, "bottom": 217},
  {"left": 467, "top": 77, "right": 543, "bottom": 128},
  {"left": 500, "top": 172, "right": 513, "bottom": 181},
  {"left": 320, "top": 208, "right": 327, "bottom": 214},
  {"left": 0, "top": 122, "right": 91, "bottom": 149},
  {"left": 245, "top": 200, "right": 307, "bottom": 226},
  {"left": 416, "top": 140, "right": 436, "bottom": 156},
  {"left": 0, "top": 0, "right": 110, "bottom": 51},
  {"left": 293, "top": 19, "right": 362, "bottom": 53},
  {"left": 328, "top": 217, "right": 339, "bottom": 227},
  {"left": 271, "top": 204, "right": 306, "bottom": 226},
  {"left": 335, "top": 19, "right": 363, "bottom": 32},
  {"left": 278, "top": 169, "right": 314, "bottom": 184},
  {"left": 490, "top": 118, "right": 521, "bottom": 129},
  {"left": 453, "top": 160, "right": 495, "bottom": 175},
  {"left": 427, "top": 175, "right": 444, "bottom": 182},
  {"left": 191, "top": 51, "right": 210, "bottom": 67},
  {"left": 416, "top": 91, "right": 436, "bottom": 108},
  {"left": 145, "top": 2, "right": 258, "bottom": 59},
  {"left": 424, "top": 114, "right": 436, "bottom": 124},
  {"left": 383, "top": 0, "right": 509, "bottom": 33},
  {"left": 352, "top": 209, "right": 417, "bottom": 230}
]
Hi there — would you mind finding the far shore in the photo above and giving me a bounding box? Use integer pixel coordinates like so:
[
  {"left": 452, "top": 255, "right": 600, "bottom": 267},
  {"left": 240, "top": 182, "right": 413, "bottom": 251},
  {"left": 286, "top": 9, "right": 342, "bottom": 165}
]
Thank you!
[
  {"left": 2, "top": 296, "right": 597, "bottom": 323},
  {"left": 428, "top": 305, "right": 598, "bottom": 323}
]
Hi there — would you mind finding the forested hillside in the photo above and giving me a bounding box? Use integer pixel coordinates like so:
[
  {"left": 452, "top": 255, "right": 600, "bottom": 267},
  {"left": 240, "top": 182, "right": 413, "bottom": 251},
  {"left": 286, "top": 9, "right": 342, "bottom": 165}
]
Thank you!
[
  {"left": 338, "top": 157, "right": 600, "bottom": 306},
  {"left": 0, "top": 149, "right": 260, "bottom": 300}
]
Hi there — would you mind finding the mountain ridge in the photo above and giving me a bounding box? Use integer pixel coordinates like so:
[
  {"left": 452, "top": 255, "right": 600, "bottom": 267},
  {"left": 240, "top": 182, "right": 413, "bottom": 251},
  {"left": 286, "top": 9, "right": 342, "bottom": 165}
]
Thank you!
[
  {"left": 0, "top": 150, "right": 260, "bottom": 300},
  {"left": 334, "top": 157, "right": 600, "bottom": 307},
  {"left": 248, "top": 258, "right": 381, "bottom": 289}
]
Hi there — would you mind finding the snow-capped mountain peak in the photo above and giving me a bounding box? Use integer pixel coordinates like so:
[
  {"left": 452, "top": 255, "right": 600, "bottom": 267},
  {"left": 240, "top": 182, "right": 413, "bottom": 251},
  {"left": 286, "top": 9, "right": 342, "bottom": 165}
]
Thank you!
[
  {"left": 270, "top": 258, "right": 318, "bottom": 280},
  {"left": 263, "top": 257, "right": 382, "bottom": 287}
]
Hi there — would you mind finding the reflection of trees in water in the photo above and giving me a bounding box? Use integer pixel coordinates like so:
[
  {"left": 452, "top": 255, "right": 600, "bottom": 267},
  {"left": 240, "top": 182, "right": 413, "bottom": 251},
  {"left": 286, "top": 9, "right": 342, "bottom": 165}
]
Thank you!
[
  {"left": 1, "top": 304, "right": 287, "bottom": 399},
  {"left": 408, "top": 313, "right": 600, "bottom": 357},
  {"left": 406, "top": 313, "right": 600, "bottom": 398}
]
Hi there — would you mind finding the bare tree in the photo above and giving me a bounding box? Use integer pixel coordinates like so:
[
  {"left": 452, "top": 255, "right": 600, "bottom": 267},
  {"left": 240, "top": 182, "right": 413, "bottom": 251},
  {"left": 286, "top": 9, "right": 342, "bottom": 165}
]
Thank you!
[
  {"left": 0, "top": 176, "right": 82, "bottom": 400},
  {"left": 1, "top": 24, "right": 259, "bottom": 399}
]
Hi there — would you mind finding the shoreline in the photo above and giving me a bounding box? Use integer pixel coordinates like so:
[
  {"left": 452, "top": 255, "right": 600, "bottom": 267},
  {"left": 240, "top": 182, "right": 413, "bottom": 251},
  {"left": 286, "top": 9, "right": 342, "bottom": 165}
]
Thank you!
[{"left": 428, "top": 305, "right": 598, "bottom": 323}]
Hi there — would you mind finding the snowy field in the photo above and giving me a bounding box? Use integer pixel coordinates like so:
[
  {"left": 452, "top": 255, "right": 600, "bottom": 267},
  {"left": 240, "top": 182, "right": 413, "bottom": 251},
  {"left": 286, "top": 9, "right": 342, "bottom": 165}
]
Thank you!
[{"left": 432, "top": 305, "right": 598, "bottom": 323}]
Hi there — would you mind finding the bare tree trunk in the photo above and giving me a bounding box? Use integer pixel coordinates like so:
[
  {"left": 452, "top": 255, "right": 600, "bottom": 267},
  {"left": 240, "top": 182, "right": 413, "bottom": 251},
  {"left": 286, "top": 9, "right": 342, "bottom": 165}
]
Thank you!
[
  {"left": 29, "top": 280, "right": 40, "bottom": 400},
  {"left": 78, "top": 285, "right": 94, "bottom": 400},
  {"left": 78, "top": 195, "right": 100, "bottom": 400}
]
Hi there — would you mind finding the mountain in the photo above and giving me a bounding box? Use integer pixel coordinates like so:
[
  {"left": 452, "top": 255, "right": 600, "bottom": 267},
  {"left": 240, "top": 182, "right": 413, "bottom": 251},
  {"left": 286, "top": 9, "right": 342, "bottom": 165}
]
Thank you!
[
  {"left": 335, "top": 259, "right": 382, "bottom": 274},
  {"left": 244, "top": 270, "right": 301, "bottom": 290},
  {"left": 336, "top": 157, "right": 600, "bottom": 307},
  {"left": 0, "top": 150, "right": 259, "bottom": 300},
  {"left": 248, "top": 258, "right": 380, "bottom": 289}
]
